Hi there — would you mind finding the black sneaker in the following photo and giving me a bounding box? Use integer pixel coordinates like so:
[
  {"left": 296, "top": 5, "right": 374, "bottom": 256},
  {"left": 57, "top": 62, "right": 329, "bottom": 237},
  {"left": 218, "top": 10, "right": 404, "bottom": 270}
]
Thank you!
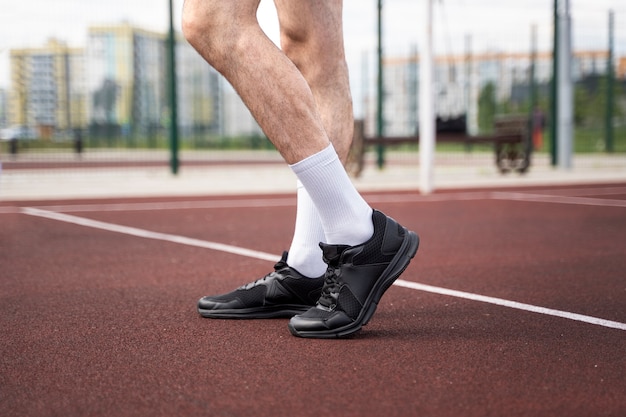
[
  {"left": 197, "top": 252, "right": 324, "bottom": 319},
  {"left": 288, "top": 210, "right": 419, "bottom": 338}
]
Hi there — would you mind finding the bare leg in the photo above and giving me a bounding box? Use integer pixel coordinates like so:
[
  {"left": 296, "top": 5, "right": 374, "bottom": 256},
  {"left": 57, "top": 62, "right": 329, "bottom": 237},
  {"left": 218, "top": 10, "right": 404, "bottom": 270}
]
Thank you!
[
  {"left": 269, "top": 0, "right": 353, "bottom": 275},
  {"left": 183, "top": 0, "right": 371, "bottom": 249},
  {"left": 274, "top": 0, "right": 353, "bottom": 162},
  {"left": 182, "top": 0, "right": 330, "bottom": 164},
  {"left": 186, "top": 2, "right": 418, "bottom": 337}
]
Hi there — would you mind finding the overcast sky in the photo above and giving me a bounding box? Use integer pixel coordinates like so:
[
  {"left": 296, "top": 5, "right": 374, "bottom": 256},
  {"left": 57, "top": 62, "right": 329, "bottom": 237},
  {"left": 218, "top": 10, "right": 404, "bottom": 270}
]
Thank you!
[{"left": 1, "top": 0, "right": 625, "bottom": 92}]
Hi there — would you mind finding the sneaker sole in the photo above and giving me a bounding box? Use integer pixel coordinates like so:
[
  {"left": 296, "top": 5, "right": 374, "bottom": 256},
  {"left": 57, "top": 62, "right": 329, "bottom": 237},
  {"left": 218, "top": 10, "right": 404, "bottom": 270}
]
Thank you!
[
  {"left": 198, "top": 304, "right": 311, "bottom": 319},
  {"left": 288, "top": 229, "right": 420, "bottom": 338}
]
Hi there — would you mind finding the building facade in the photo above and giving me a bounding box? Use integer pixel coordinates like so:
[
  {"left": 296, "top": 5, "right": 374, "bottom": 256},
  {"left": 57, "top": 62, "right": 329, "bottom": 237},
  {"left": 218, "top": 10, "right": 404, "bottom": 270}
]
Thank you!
[
  {"left": 8, "top": 39, "right": 86, "bottom": 138},
  {"left": 8, "top": 24, "right": 619, "bottom": 144},
  {"left": 176, "top": 35, "right": 221, "bottom": 138},
  {"left": 366, "top": 49, "right": 613, "bottom": 137},
  {"left": 86, "top": 24, "right": 165, "bottom": 137},
  {"left": 7, "top": 24, "right": 236, "bottom": 142}
]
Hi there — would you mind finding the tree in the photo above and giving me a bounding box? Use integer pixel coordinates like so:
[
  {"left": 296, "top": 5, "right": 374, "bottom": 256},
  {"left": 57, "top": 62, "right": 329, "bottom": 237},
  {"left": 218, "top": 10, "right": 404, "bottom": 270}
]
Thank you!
[
  {"left": 92, "top": 78, "right": 119, "bottom": 124},
  {"left": 478, "top": 82, "right": 496, "bottom": 134}
]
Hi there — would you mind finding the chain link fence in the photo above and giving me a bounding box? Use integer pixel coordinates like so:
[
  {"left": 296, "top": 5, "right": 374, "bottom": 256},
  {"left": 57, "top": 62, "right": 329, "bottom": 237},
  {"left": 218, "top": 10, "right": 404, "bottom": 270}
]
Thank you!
[{"left": 0, "top": 2, "right": 624, "bottom": 181}]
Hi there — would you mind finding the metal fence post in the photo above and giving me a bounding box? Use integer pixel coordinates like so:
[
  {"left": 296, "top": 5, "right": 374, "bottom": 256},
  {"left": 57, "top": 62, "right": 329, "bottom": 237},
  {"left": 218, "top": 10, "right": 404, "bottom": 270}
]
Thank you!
[
  {"left": 605, "top": 9, "right": 615, "bottom": 153},
  {"left": 376, "top": 0, "right": 385, "bottom": 169},
  {"left": 168, "top": 0, "right": 180, "bottom": 175},
  {"left": 419, "top": 0, "right": 435, "bottom": 194},
  {"left": 550, "top": 0, "right": 558, "bottom": 167}
]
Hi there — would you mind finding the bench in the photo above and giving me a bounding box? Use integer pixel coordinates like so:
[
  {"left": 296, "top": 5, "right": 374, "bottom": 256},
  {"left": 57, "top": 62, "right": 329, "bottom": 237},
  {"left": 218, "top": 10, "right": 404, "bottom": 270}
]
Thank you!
[{"left": 346, "top": 115, "right": 532, "bottom": 177}]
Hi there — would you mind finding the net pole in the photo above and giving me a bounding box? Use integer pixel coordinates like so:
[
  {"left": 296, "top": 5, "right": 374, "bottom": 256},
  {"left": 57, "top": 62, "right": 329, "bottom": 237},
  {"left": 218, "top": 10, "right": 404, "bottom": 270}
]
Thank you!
[
  {"left": 419, "top": 0, "right": 435, "bottom": 194},
  {"left": 376, "top": 0, "right": 385, "bottom": 169},
  {"left": 556, "top": 0, "right": 573, "bottom": 170},
  {"left": 605, "top": 9, "right": 615, "bottom": 153},
  {"left": 550, "top": 0, "right": 558, "bottom": 166}
]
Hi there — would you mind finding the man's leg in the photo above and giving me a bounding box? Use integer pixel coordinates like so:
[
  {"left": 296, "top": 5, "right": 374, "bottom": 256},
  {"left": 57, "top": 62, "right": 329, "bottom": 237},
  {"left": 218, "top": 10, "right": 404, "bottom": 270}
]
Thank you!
[
  {"left": 182, "top": 0, "right": 329, "bottom": 165},
  {"left": 273, "top": 2, "right": 419, "bottom": 338},
  {"left": 274, "top": 0, "right": 353, "bottom": 161},
  {"left": 275, "top": 0, "right": 353, "bottom": 277},
  {"left": 183, "top": 0, "right": 372, "bottom": 248},
  {"left": 183, "top": 0, "right": 355, "bottom": 318},
  {"left": 183, "top": 1, "right": 418, "bottom": 335}
]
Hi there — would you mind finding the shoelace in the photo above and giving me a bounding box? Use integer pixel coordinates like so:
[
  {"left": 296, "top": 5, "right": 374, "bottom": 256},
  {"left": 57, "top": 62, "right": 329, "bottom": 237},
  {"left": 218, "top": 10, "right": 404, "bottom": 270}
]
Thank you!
[
  {"left": 317, "top": 266, "right": 341, "bottom": 309},
  {"left": 240, "top": 260, "right": 286, "bottom": 290}
]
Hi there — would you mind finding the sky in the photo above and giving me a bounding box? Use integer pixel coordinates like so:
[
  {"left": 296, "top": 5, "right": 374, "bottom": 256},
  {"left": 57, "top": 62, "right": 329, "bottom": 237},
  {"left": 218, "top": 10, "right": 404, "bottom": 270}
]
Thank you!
[{"left": 1, "top": 0, "right": 625, "bottom": 95}]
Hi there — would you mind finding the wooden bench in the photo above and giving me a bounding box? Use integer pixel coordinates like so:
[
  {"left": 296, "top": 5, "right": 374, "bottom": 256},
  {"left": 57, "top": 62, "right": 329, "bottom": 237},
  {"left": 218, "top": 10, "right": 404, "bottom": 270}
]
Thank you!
[{"left": 346, "top": 115, "right": 532, "bottom": 177}]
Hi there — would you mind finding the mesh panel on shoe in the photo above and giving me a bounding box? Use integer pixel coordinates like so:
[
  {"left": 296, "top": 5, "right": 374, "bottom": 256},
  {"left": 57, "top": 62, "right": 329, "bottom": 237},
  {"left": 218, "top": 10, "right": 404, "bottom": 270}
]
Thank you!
[
  {"left": 284, "top": 276, "right": 323, "bottom": 304},
  {"left": 354, "top": 212, "right": 402, "bottom": 266},
  {"left": 233, "top": 285, "right": 266, "bottom": 306},
  {"left": 338, "top": 287, "right": 362, "bottom": 320}
]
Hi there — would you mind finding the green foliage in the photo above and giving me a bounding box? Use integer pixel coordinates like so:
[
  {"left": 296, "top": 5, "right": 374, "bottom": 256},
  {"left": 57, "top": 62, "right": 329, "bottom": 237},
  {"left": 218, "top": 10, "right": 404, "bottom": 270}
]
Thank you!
[
  {"left": 476, "top": 74, "right": 625, "bottom": 155},
  {"left": 477, "top": 82, "right": 496, "bottom": 134}
]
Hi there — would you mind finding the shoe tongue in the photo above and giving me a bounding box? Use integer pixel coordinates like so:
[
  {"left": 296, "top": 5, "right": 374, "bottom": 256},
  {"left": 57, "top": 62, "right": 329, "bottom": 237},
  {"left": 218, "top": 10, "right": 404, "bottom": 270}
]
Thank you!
[
  {"left": 319, "top": 243, "right": 350, "bottom": 265},
  {"left": 274, "top": 251, "right": 289, "bottom": 269}
]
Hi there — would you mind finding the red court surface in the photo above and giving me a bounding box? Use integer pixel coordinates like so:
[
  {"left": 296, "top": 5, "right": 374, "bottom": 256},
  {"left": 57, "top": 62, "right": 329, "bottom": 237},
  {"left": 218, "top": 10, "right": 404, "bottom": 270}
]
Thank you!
[{"left": 1, "top": 183, "right": 625, "bottom": 417}]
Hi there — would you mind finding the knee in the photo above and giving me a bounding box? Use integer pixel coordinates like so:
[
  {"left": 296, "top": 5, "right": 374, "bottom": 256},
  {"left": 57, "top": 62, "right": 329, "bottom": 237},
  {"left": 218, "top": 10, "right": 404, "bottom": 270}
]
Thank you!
[
  {"left": 280, "top": 27, "right": 313, "bottom": 69},
  {"left": 182, "top": 0, "right": 236, "bottom": 61},
  {"left": 182, "top": 0, "right": 218, "bottom": 48},
  {"left": 281, "top": 29, "right": 344, "bottom": 82},
  {"left": 182, "top": 0, "right": 257, "bottom": 72}
]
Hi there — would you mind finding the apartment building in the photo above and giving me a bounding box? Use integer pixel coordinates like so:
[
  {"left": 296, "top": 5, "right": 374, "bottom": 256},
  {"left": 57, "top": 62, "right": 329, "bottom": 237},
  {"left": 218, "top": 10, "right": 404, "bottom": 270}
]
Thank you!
[
  {"left": 7, "top": 23, "right": 231, "bottom": 140},
  {"left": 8, "top": 39, "right": 86, "bottom": 138},
  {"left": 86, "top": 23, "right": 166, "bottom": 136},
  {"left": 366, "top": 49, "right": 613, "bottom": 136},
  {"left": 7, "top": 24, "right": 619, "bottom": 143}
]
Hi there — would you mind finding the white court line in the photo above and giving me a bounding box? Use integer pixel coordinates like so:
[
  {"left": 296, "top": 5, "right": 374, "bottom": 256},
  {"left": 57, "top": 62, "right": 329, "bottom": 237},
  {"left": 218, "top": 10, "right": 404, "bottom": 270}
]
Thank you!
[
  {"left": 395, "top": 280, "right": 626, "bottom": 331},
  {"left": 20, "top": 207, "right": 626, "bottom": 332},
  {"left": 492, "top": 192, "right": 626, "bottom": 208},
  {"left": 21, "top": 207, "right": 279, "bottom": 262}
]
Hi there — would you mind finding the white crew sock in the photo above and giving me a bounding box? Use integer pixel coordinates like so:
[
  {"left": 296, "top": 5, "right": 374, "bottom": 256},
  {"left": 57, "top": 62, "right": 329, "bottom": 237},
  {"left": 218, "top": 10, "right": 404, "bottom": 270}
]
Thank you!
[
  {"left": 286, "top": 181, "right": 327, "bottom": 278},
  {"left": 289, "top": 143, "right": 373, "bottom": 246}
]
